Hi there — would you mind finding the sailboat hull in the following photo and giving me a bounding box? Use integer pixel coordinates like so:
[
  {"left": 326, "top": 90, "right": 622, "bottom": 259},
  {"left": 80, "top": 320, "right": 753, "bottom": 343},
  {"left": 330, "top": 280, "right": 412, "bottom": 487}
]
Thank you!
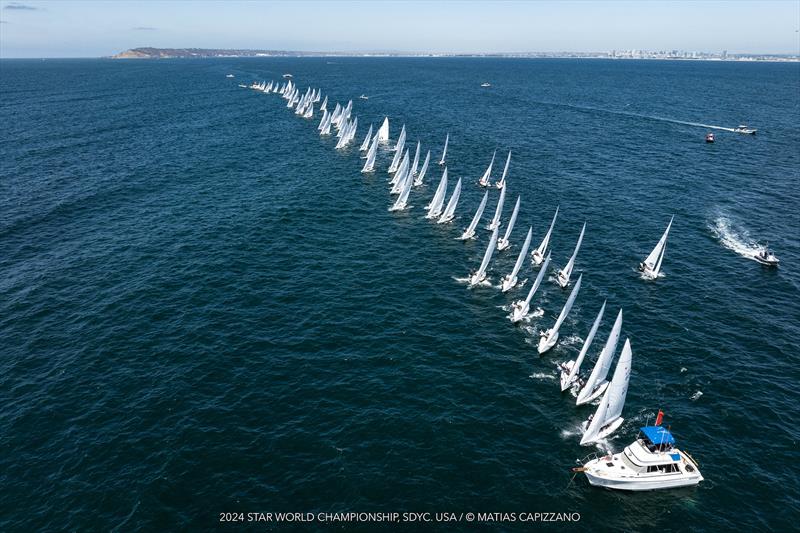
[
  {"left": 537, "top": 331, "right": 559, "bottom": 354},
  {"left": 459, "top": 230, "right": 475, "bottom": 240},
  {"left": 497, "top": 238, "right": 510, "bottom": 251},
  {"left": 559, "top": 360, "right": 576, "bottom": 391},
  {"left": 557, "top": 271, "right": 571, "bottom": 288},
  {"left": 510, "top": 302, "right": 528, "bottom": 323},
  {"left": 500, "top": 276, "right": 518, "bottom": 293},
  {"left": 580, "top": 417, "right": 624, "bottom": 445},
  {"left": 576, "top": 380, "right": 609, "bottom": 406},
  {"left": 531, "top": 250, "right": 546, "bottom": 265}
]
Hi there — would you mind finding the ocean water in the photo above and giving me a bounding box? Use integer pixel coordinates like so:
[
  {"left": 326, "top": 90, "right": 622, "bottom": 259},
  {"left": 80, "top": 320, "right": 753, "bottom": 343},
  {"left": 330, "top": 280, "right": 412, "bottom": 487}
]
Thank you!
[{"left": 1, "top": 57, "right": 799, "bottom": 531}]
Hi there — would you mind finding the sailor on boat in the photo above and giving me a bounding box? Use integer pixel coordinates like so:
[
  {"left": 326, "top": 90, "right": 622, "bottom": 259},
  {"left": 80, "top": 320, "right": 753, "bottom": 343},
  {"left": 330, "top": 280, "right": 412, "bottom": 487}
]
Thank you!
[{"left": 574, "top": 412, "right": 703, "bottom": 491}]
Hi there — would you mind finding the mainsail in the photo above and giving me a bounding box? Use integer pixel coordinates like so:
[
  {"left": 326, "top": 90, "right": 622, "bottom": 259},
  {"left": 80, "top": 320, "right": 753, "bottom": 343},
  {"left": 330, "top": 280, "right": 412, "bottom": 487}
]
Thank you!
[
  {"left": 377, "top": 117, "right": 389, "bottom": 142},
  {"left": 576, "top": 309, "right": 623, "bottom": 405},
  {"left": 438, "top": 178, "right": 462, "bottom": 223},
  {"left": 487, "top": 184, "right": 506, "bottom": 230},
  {"left": 498, "top": 196, "right": 521, "bottom": 250},
  {"left": 479, "top": 151, "right": 496, "bottom": 187},
  {"left": 438, "top": 132, "right": 449, "bottom": 165},
  {"left": 580, "top": 339, "right": 632, "bottom": 445},
  {"left": 501, "top": 227, "right": 533, "bottom": 292},
  {"left": 460, "top": 191, "right": 488, "bottom": 240},
  {"left": 425, "top": 168, "right": 448, "bottom": 218}
]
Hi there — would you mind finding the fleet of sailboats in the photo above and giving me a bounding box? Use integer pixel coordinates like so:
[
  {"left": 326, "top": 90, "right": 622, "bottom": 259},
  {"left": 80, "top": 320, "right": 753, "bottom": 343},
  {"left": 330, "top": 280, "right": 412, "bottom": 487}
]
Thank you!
[{"left": 250, "top": 76, "right": 679, "bottom": 474}]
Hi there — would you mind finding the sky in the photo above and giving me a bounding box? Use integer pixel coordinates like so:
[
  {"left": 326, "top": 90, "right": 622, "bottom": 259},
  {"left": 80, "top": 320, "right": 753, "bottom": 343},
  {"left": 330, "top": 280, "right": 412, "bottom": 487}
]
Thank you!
[{"left": 1, "top": 0, "right": 799, "bottom": 58}]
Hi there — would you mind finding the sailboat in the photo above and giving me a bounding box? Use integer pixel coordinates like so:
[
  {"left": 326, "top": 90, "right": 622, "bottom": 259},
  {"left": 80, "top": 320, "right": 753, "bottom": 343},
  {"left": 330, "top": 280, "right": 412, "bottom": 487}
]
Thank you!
[
  {"left": 478, "top": 151, "right": 496, "bottom": 187},
  {"left": 501, "top": 227, "right": 532, "bottom": 292},
  {"left": 320, "top": 96, "right": 328, "bottom": 111},
  {"left": 460, "top": 191, "right": 488, "bottom": 240},
  {"left": 580, "top": 339, "right": 632, "bottom": 445},
  {"left": 438, "top": 133, "right": 449, "bottom": 165},
  {"left": 359, "top": 124, "right": 373, "bottom": 151},
  {"left": 497, "top": 196, "right": 520, "bottom": 251},
  {"left": 361, "top": 134, "right": 379, "bottom": 173},
  {"left": 469, "top": 227, "right": 499, "bottom": 286},
  {"left": 390, "top": 151, "right": 411, "bottom": 193},
  {"left": 556, "top": 222, "right": 586, "bottom": 288},
  {"left": 393, "top": 125, "right": 406, "bottom": 152},
  {"left": 495, "top": 150, "right": 511, "bottom": 189},
  {"left": 410, "top": 141, "right": 421, "bottom": 176},
  {"left": 377, "top": 117, "right": 390, "bottom": 142},
  {"left": 639, "top": 216, "right": 674, "bottom": 280},
  {"left": 387, "top": 137, "right": 405, "bottom": 173},
  {"left": 487, "top": 184, "right": 506, "bottom": 231},
  {"left": 318, "top": 110, "right": 329, "bottom": 131},
  {"left": 576, "top": 309, "right": 623, "bottom": 405},
  {"left": 538, "top": 274, "right": 582, "bottom": 354},
  {"left": 559, "top": 301, "right": 606, "bottom": 392},
  {"left": 510, "top": 253, "right": 551, "bottom": 322},
  {"left": 389, "top": 170, "right": 414, "bottom": 212},
  {"left": 425, "top": 168, "right": 448, "bottom": 219},
  {"left": 414, "top": 151, "right": 430, "bottom": 186},
  {"left": 437, "top": 178, "right": 462, "bottom": 224}
]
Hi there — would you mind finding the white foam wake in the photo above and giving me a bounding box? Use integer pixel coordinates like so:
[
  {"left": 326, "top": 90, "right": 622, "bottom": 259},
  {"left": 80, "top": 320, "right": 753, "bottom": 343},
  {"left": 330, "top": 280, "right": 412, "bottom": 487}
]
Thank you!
[{"left": 709, "top": 215, "right": 767, "bottom": 261}]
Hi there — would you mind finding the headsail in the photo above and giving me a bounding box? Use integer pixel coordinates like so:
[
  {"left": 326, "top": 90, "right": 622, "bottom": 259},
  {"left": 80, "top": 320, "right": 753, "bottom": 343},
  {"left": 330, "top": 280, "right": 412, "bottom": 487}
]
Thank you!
[
  {"left": 576, "top": 309, "right": 623, "bottom": 405},
  {"left": 460, "top": 191, "right": 488, "bottom": 240}
]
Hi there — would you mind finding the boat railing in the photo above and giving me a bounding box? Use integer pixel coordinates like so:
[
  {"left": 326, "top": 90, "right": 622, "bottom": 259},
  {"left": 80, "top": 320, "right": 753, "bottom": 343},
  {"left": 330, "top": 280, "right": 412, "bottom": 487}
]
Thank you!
[{"left": 577, "top": 452, "right": 603, "bottom": 465}]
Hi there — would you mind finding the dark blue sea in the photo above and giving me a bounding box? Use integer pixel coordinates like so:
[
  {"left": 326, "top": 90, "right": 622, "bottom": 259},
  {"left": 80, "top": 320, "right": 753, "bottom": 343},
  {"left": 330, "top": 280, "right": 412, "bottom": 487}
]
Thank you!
[{"left": 1, "top": 57, "right": 799, "bottom": 531}]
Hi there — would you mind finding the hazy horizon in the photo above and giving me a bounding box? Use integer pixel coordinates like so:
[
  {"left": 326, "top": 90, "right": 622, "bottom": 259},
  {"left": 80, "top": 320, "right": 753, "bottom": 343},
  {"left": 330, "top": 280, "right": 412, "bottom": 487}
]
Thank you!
[{"left": 1, "top": 0, "right": 799, "bottom": 59}]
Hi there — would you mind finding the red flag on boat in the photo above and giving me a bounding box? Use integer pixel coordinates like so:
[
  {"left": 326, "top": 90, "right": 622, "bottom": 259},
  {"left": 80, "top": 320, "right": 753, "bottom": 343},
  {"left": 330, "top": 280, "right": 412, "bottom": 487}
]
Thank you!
[{"left": 655, "top": 409, "right": 664, "bottom": 426}]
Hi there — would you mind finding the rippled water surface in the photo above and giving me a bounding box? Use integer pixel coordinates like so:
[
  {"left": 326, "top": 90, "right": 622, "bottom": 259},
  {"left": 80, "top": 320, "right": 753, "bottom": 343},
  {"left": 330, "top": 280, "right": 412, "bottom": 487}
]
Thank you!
[{"left": 1, "top": 57, "right": 799, "bottom": 531}]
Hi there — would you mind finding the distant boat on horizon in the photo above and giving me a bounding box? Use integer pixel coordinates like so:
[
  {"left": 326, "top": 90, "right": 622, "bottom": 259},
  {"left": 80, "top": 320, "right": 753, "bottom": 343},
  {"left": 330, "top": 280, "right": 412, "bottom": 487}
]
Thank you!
[
  {"left": 481, "top": 82, "right": 491, "bottom": 87},
  {"left": 226, "top": 74, "right": 234, "bottom": 78}
]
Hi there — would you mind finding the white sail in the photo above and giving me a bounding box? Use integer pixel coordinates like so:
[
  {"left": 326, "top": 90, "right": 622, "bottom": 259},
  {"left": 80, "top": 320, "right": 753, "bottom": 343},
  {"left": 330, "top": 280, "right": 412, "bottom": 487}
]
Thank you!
[
  {"left": 557, "top": 222, "right": 586, "bottom": 288},
  {"left": 501, "top": 226, "right": 533, "bottom": 292},
  {"left": 390, "top": 151, "right": 411, "bottom": 193},
  {"left": 393, "top": 125, "right": 406, "bottom": 152},
  {"left": 387, "top": 137, "right": 405, "bottom": 173},
  {"left": 438, "top": 132, "right": 449, "bottom": 165},
  {"left": 487, "top": 184, "right": 506, "bottom": 230},
  {"left": 497, "top": 196, "right": 520, "bottom": 251},
  {"left": 303, "top": 102, "right": 313, "bottom": 119},
  {"left": 361, "top": 134, "right": 379, "bottom": 173},
  {"left": 425, "top": 168, "right": 448, "bottom": 218},
  {"left": 359, "top": 124, "right": 373, "bottom": 151},
  {"left": 320, "top": 96, "right": 327, "bottom": 110},
  {"left": 479, "top": 150, "right": 496, "bottom": 187},
  {"left": 411, "top": 141, "right": 421, "bottom": 176},
  {"left": 532, "top": 207, "right": 558, "bottom": 264},
  {"left": 560, "top": 301, "right": 606, "bottom": 392},
  {"left": 511, "top": 252, "right": 551, "bottom": 322},
  {"left": 641, "top": 216, "right": 674, "bottom": 278},
  {"left": 470, "top": 227, "right": 499, "bottom": 286},
  {"left": 495, "top": 150, "right": 511, "bottom": 188},
  {"left": 437, "top": 178, "right": 462, "bottom": 223},
  {"left": 414, "top": 151, "right": 430, "bottom": 186},
  {"left": 537, "top": 274, "right": 582, "bottom": 354},
  {"left": 318, "top": 110, "right": 328, "bottom": 131},
  {"left": 580, "top": 338, "right": 632, "bottom": 445},
  {"left": 390, "top": 171, "right": 413, "bottom": 211},
  {"left": 377, "top": 117, "right": 389, "bottom": 142},
  {"left": 576, "top": 309, "right": 623, "bottom": 405},
  {"left": 346, "top": 117, "right": 358, "bottom": 143},
  {"left": 460, "top": 191, "right": 488, "bottom": 240}
]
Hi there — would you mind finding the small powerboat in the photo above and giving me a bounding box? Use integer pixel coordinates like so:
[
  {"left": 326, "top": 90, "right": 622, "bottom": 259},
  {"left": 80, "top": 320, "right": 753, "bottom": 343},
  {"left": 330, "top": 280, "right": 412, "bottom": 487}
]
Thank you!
[
  {"left": 359, "top": 95, "right": 369, "bottom": 100},
  {"left": 481, "top": 82, "right": 491, "bottom": 87},
  {"left": 733, "top": 125, "right": 757, "bottom": 134},
  {"left": 705, "top": 132, "right": 715, "bottom": 143},
  {"left": 574, "top": 424, "right": 703, "bottom": 491},
  {"left": 753, "top": 248, "right": 779, "bottom": 267},
  {"left": 225, "top": 74, "right": 234, "bottom": 78},
  {"left": 282, "top": 73, "right": 293, "bottom": 78}
]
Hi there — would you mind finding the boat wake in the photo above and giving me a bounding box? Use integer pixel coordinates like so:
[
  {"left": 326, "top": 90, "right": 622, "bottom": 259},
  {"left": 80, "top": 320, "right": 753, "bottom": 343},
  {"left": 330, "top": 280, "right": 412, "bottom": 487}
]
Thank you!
[{"left": 709, "top": 215, "right": 768, "bottom": 262}]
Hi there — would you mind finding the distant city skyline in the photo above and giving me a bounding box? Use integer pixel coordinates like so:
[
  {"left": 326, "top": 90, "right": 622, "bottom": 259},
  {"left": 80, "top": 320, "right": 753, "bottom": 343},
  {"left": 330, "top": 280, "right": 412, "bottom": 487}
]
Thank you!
[{"left": 1, "top": 0, "right": 799, "bottom": 58}]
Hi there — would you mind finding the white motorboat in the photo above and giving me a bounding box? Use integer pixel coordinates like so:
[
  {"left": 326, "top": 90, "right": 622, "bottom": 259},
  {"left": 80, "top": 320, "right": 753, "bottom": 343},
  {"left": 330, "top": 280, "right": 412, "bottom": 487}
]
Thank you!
[
  {"left": 497, "top": 195, "right": 520, "bottom": 251},
  {"left": 639, "top": 216, "right": 673, "bottom": 280},
  {"left": 576, "top": 424, "right": 703, "bottom": 491},
  {"left": 576, "top": 309, "right": 622, "bottom": 406},
  {"left": 359, "top": 94, "right": 369, "bottom": 100},
  {"left": 556, "top": 222, "right": 586, "bottom": 288},
  {"left": 501, "top": 227, "right": 532, "bottom": 292},
  {"left": 468, "top": 227, "right": 499, "bottom": 286},
  {"left": 733, "top": 124, "right": 757, "bottom": 134},
  {"left": 537, "top": 273, "right": 582, "bottom": 354},
  {"left": 753, "top": 247, "right": 779, "bottom": 267},
  {"left": 532, "top": 206, "right": 559, "bottom": 265},
  {"left": 559, "top": 300, "right": 606, "bottom": 392},
  {"left": 510, "top": 253, "right": 550, "bottom": 323},
  {"left": 580, "top": 338, "right": 632, "bottom": 445},
  {"left": 460, "top": 191, "right": 488, "bottom": 240},
  {"left": 481, "top": 82, "right": 491, "bottom": 87},
  {"left": 226, "top": 74, "right": 235, "bottom": 78}
]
